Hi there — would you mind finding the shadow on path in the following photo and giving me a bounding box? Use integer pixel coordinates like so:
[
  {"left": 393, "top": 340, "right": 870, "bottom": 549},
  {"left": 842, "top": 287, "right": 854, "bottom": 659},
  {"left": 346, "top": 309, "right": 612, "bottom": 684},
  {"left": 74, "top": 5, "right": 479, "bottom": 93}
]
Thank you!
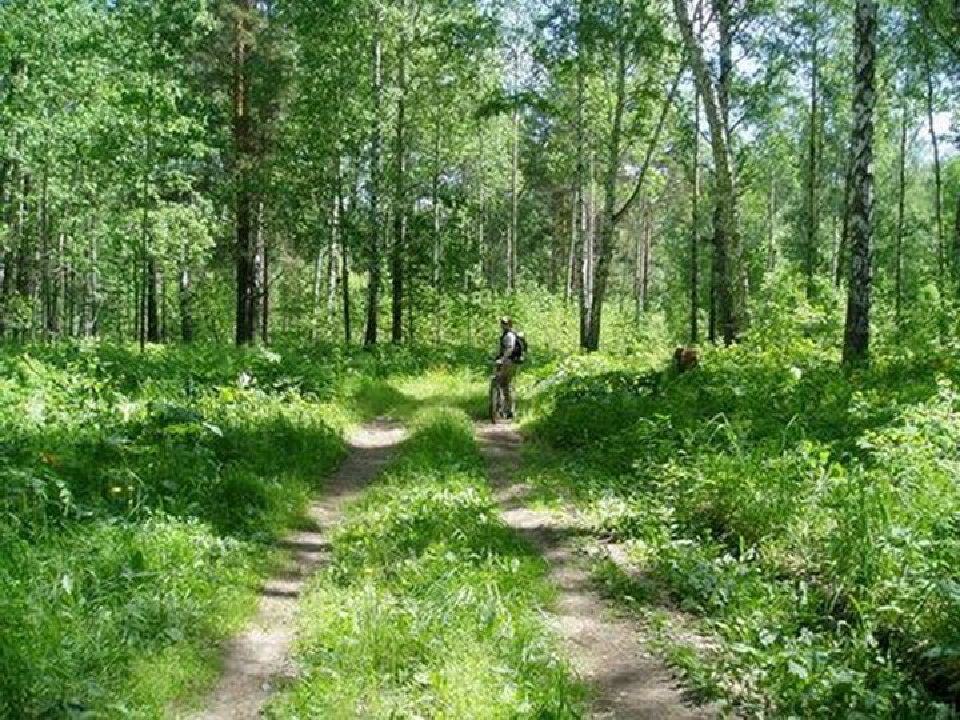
[
  {"left": 476, "top": 422, "right": 716, "bottom": 720},
  {"left": 189, "top": 420, "right": 406, "bottom": 720}
]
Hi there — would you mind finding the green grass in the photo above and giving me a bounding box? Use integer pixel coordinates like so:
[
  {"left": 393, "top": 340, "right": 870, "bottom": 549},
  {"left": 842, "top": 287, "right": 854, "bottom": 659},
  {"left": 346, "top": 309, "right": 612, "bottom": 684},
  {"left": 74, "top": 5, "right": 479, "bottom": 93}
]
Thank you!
[
  {"left": 0, "top": 341, "right": 507, "bottom": 719},
  {"left": 522, "top": 339, "right": 960, "bottom": 719},
  {"left": 267, "top": 408, "right": 587, "bottom": 719},
  {"left": 0, "top": 344, "right": 358, "bottom": 718}
]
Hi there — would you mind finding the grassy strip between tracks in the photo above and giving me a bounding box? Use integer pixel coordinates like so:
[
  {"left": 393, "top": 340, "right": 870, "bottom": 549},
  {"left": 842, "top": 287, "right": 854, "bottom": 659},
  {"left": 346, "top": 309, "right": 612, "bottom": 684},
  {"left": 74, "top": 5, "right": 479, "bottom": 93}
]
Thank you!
[{"left": 267, "top": 407, "right": 587, "bottom": 719}]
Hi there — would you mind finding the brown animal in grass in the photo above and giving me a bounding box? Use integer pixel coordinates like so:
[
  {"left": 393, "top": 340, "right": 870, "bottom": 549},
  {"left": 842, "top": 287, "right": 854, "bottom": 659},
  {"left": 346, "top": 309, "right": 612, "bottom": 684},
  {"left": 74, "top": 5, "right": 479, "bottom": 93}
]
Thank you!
[{"left": 674, "top": 346, "right": 699, "bottom": 373}]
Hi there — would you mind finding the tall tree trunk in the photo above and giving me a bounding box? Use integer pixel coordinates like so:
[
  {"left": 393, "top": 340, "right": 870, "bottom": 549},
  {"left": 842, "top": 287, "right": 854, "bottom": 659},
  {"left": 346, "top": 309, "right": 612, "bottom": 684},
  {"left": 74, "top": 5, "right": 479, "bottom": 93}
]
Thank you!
[
  {"left": 328, "top": 171, "right": 340, "bottom": 325},
  {"left": 508, "top": 104, "right": 519, "bottom": 292},
  {"left": 642, "top": 213, "right": 652, "bottom": 313},
  {"left": 53, "top": 231, "right": 65, "bottom": 338},
  {"left": 565, "top": 186, "right": 578, "bottom": 302},
  {"left": 342, "top": 243, "right": 352, "bottom": 345},
  {"left": 841, "top": 0, "right": 877, "bottom": 366},
  {"left": 160, "top": 268, "right": 167, "bottom": 342},
  {"left": 138, "top": 260, "right": 146, "bottom": 351},
  {"left": 714, "top": 0, "right": 747, "bottom": 327},
  {"left": 805, "top": 17, "right": 820, "bottom": 299},
  {"left": 925, "top": 61, "right": 945, "bottom": 289},
  {"left": 636, "top": 200, "right": 649, "bottom": 318},
  {"left": 39, "top": 166, "right": 58, "bottom": 338},
  {"left": 67, "top": 258, "right": 76, "bottom": 339},
  {"left": 179, "top": 241, "right": 193, "bottom": 343},
  {"left": 233, "top": 0, "right": 257, "bottom": 346},
  {"left": 583, "top": 29, "right": 627, "bottom": 350},
  {"left": 477, "top": 127, "right": 488, "bottom": 290},
  {"left": 634, "top": 209, "right": 644, "bottom": 321},
  {"left": 954, "top": 191, "right": 960, "bottom": 285},
  {"left": 432, "top": 114, "right": 442, "bottom": 286},
  {"left": 836, "top": 144, "right": 854, "bottom": 287},
  {"left": 767, "top": 171, "right": 778, "bottom": 272},
  {"left": 313, "top": 244, "right": 323, "bottom": 340},
  {"left": 146, "top": 257, "right": 159, "bottom": 343},
  {"left": 830, "top": 196, "right": 840, "bottom": 284},
  {"left": 261, "top": 217, "right": 269, "bottom": 344},
  {"left": 895, "top": 107, "right": 907, "bottom": 324},
  {"left": 342, "top": 170, "right": 353, "bottom": 345},
  {"left": 674, "top": 0, "right": 739, "bottom": 345},
  {"left": 581, "top": 153, "right": 595, "bottom": 347},
  {"left": 251, "top": 202, "right": 264, "bottom": 342},
  {"left": 15, "top": 172, "right": 32, "bottom": 342},
  {"left": 85, "top": 231, "right": 98, "bottom": 338},
  {"left": 0, "top": 162, "right": 7, "bottom": 338},
  {"left": 391, "top": 7, "right": 407, "bottom": 344},
  {"left": 364, "top": 22, "right": 383, "bottom": 347},
  {"left": 139, "top": 77, "right": 154, "bottom": 351},
  {"left": 691, "top": 58, "right": 701, "bottom": 344},
  {"left": 548, "top": 206, "right": 560, "bottom": 293},
  {"left": 29, "top": 183, "right": 41, "bottom": 341},
  {"left": 716, "top": 0, "right": 732, "bottom": 133},
  {"left": 574, "top": 33, "right": 586, "bottom": 328},
  {"left": 0, "top": 162, "right": 19, "bottom": 339}
]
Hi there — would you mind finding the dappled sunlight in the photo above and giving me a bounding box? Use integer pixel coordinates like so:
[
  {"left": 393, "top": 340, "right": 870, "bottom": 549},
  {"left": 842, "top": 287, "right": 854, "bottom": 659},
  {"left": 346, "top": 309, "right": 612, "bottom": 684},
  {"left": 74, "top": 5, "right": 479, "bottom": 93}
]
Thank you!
[
  {"left": 524, "top": 342, "right": 960, "bottom": 717},
  {"left": 267, "top": 408, "right": 588, "bottom": 718}
]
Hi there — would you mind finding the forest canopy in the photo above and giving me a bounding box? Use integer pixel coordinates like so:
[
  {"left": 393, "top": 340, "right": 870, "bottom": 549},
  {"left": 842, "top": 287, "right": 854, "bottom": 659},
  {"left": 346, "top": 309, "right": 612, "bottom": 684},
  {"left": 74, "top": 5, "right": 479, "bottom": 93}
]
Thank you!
[{"left": 0, "top": 0, "right": 954, "bottom": 358}]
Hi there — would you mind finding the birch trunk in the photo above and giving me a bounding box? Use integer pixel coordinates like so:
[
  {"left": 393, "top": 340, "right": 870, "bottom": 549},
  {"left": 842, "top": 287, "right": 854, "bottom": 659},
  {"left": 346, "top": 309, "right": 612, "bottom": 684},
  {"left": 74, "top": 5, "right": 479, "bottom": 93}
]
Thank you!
[
  {"left": 508, "top": 102, "right": 519, "bottom": 292},
  {"left": 673, "top": 0, "right": 739, "bottom": 345},
  {"left": 582, "top": 29, "right": 627, "bottom": 351},
  {"left": 954, "top": 191, "right": 960, "bottom": 284},
  {"left": 432, "top": 115, "right": 442, "bottom": 287},
  {"left": 895, "top": 108, "right": 907, "bottom": 324},
  {"left": 842, "top": 0, "right": 878, "bottom": 365},
  {"left": 233, "top": 0, "right": 257, "bottom": 346},
  {"left": 805, "top": 21, "right": 820, "bottom": 298},
  {"left": 565, "top": 186, "right": 578, "bottom": 303},
  {"left": 391, "top": 4, "right": 407, "bottom": 344},
  {"left": 925, "top": 63, "right": 945, "bottom": 289},
  {"left": 328, "top": 186, "right": 339, "bottom": 325},
  {"left": 690, "top": 41, "right": 701, "bottom": 344},
  {"left": 364, "top": 21, "right": 383, "bottom": 347},
  {"left": 180, "top": 241, "right": 193, "bottom": 343}
]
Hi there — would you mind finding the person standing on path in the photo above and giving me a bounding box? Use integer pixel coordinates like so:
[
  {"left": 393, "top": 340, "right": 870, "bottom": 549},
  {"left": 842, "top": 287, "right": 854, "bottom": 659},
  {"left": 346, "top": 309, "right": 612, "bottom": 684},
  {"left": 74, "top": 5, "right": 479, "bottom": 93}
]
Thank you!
[{"left": 495, "top": 316, "right": 519, "bottom": 419}]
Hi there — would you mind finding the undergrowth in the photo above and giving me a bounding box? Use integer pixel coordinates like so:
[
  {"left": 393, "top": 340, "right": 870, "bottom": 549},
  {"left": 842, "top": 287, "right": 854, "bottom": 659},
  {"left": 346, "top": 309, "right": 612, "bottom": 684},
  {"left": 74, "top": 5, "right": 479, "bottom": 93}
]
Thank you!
[
  {"left": 0, "top": 341, "right": 490, "bottom": 719},
  {"left": 267, "top": 408, "right": 586, "bottom": 719},
  {"left": 524, "top": 333, "right": 960, "bottom": 718}
]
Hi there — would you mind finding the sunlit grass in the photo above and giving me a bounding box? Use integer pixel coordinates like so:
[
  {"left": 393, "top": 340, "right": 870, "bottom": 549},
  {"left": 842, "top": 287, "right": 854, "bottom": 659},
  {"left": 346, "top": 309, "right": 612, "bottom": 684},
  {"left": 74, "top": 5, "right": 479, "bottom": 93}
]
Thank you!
[
  {"left": 523, "top": 341, "right": 960, "bottom": 718},
  {"left": 267, "top": 408, "right": 586, "bottom": 719}
]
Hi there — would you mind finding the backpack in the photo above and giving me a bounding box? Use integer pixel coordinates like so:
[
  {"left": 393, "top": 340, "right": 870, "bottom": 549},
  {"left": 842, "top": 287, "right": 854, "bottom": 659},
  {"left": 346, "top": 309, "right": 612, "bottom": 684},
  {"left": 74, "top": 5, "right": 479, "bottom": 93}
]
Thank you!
[{"left": 511, "top": 332, "right": 528, "bottom": 363}]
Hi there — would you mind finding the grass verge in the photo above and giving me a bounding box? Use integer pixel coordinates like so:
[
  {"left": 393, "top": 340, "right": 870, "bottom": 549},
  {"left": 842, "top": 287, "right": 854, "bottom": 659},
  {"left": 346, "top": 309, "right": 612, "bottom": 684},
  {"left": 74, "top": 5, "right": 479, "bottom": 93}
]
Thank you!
[
  {"left": 521, "top": 345, "right": 960, "bottom": 719},
  {"left": 0, "top": 344, "right": 356, "bottom": 718}
]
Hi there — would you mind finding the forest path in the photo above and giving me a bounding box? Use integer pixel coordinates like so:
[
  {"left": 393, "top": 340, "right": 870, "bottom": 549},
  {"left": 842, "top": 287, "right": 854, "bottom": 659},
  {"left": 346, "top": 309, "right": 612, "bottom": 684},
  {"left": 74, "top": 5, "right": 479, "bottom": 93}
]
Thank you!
[
  {"left": 477, "top": 422, "right": 715, "bottom": 720},
  {"left": 187, "top": 419, "right": 406, "bottom": 720}
]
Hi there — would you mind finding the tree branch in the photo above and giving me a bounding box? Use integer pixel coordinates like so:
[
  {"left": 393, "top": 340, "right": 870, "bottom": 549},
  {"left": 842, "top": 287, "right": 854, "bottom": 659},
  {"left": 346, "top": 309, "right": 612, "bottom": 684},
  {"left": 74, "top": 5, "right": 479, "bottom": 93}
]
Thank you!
[
  {"left": 918, "top": 0, "right": 960, "bottom": 62},
  {"left": 612, "top": 65, "right": 683, "bottom": 226}
]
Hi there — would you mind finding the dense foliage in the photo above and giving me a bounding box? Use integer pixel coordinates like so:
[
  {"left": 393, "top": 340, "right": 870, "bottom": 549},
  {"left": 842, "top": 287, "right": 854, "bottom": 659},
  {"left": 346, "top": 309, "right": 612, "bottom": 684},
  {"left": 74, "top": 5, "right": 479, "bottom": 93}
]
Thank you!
[
  {"left": 0, "top": 0, "right": 955, "bottom": 355},
  {"left": 0, "top": 343, "right": 358, "bottom": 715},
  {"left": 524, "top": 294, "right": 960, "bottom": 717},
  {"left": 0, "top": 0, "right": 959, "bottom": 715}
]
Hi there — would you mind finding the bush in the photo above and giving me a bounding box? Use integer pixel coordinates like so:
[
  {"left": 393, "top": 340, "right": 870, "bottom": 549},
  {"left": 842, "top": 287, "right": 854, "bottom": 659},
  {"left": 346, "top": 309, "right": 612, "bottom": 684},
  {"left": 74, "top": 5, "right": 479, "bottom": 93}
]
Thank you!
[
  {"left": 0, "top": 343, "right": 352, "bottom": 717},
  {"left": 525, "top": 335, "right": 960, "bottom": 718}
]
